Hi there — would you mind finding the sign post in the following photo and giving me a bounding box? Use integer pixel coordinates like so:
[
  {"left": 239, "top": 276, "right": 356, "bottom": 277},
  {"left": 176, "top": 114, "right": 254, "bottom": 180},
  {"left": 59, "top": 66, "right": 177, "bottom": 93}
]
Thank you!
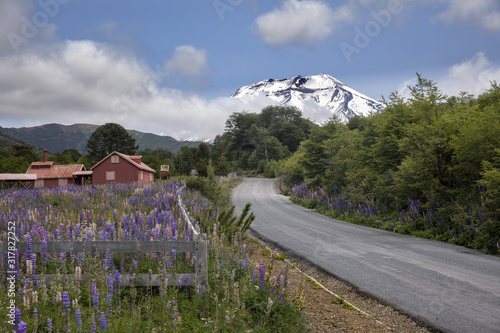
[{"left": 160, "top": 165, "right": 169, "bottom": 180}]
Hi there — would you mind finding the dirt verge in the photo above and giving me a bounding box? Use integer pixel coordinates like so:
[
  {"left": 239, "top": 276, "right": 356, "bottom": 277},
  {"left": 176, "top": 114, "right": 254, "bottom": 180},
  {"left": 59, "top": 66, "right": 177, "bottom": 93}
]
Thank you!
[{"left": 244, "top": 236, "right": 437, "bottom": 333}]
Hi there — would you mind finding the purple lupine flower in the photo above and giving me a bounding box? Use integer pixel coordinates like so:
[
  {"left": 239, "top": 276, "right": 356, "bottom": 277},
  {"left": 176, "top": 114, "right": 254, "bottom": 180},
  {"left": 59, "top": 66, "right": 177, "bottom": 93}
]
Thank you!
[
  {"left": 243, "top": 254, "right": 249, "bottom": 270},
  {"left": 31, "top": 254, "right": 37, "bottom": 276},
  {"left": 66, "top": 225, "right": 71, "bottom": 240},
  {"left": 33, "top": 308, "right": 38, "bottom": 326},
  {"left": 62, "top": 291, "right": 70, "bottom": 309},
  {"left": 17, "top": 321, "right": 27, "bottom": 333},
  {"left": 75, "top": 309, "right": 82, "bottom": 331},
  {"left": 24, "top": 234, "right": 32, "bottom": 259},
  {"left": 91, "top": 283, "right": 99, "bottom": 309},
  {"left": 252, "top": 270, "right": 257, "bottom": 283},
  {"left": 90, "top": 322, "right": 97, "bottom": 333},
  {"left": 114, "top": 270, "right": 121, "bottom": 287},
  {"left": 100, "top": 312, "right": 107, "bottom": 330},
  {"left": 259, "top": 263, "right": 265, "bottom": 291},
  {"left": 47, "top": 318, "right": 53, "bottom": 333},
  {"left": 14, "top": 308, "right": 21, "bottom": 330},
  {"left": 107, "top": 276, "right": 114, "bottom": 311},
  {"left": 73, "top": 223, "right": 80, "bottom": 239},
  {"left": 119, "top": 259, "right": 124, "bottom": 273}
]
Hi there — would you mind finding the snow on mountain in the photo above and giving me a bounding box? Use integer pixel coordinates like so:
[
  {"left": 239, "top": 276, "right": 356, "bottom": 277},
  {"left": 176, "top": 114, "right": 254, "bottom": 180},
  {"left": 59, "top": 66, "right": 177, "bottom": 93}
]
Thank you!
[{"left": 230, "top": 73, "right": 384, "bottom": 123}]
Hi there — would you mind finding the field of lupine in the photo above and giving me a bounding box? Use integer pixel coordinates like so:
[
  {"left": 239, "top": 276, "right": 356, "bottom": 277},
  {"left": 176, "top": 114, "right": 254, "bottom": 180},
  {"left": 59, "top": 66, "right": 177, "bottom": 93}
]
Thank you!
[
  {"left": 283, "top": 181, "right": 499, "bottom": 255},
  {"left": 1, "top": 181, "right": 306, "bottom": 332}
]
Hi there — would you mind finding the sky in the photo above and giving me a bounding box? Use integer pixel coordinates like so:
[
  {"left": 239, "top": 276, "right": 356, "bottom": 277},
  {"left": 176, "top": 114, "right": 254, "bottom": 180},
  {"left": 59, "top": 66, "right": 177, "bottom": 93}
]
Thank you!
[{"left": 0, "top": 0, "right": 499, "bottom": 140}]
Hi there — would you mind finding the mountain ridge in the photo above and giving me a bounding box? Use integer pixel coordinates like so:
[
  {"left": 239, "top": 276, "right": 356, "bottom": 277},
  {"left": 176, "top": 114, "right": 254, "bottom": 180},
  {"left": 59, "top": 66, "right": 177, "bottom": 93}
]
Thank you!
[{"left": 0, "top": 123, "right": 201, "bottom": 154}]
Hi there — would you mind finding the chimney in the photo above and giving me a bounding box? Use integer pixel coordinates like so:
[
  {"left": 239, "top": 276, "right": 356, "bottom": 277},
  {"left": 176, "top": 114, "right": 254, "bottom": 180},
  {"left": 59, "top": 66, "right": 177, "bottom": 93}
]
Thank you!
[{"left": 43, "top": 149, "right": 47, "bottom": 163}]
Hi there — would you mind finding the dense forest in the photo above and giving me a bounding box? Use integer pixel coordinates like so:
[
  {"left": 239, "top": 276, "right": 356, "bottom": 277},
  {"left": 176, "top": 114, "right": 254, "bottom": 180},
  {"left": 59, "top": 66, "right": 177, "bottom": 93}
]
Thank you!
[{"left": 1, "top": 75, "right": 499, "bottom": 253}]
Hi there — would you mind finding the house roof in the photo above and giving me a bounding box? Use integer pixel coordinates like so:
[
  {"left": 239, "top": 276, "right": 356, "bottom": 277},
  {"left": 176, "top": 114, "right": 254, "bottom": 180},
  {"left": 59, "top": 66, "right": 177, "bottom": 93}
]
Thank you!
[
  {"left": 90, "top": 151, "right": 155, "bottom": 173},
  {"left": 27, "top": 164, "right": 86, "bottom": 179},
  {"left": 0, "top": 174, "right": 37, "bottom": 181},
  {"left": 30, "top": 161, "right": 55, "bottom": 167}
]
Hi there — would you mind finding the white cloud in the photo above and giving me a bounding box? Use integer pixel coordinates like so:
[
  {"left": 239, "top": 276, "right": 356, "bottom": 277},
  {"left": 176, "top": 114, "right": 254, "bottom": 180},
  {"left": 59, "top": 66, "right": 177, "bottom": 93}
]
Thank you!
[
  {"left": 438, "top": 52, "right": 500, "bottom": 97},
  {"left": 252, "top": 0, "right": 340, "bottom": 47},
  {"left": 0, "top": 40, "right": 269, "bottom": 140},
  {"left": 164, "top": 45, "right": 209, "bottom": 77},
  {"left": 397, "top": 53, "right": 500, "bottom": 99},
  {"left": 434, "top": 0, "right": 500, "bottom": 31}
]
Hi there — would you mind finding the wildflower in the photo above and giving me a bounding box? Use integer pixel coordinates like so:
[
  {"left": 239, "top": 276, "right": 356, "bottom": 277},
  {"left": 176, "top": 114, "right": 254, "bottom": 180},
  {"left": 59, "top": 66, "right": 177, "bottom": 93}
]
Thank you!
[
  {"left": 18, "top": 321, "right": 27, "bottom": 333},
  {"left": 265, "top": 297, "right": 273, "bottom": 317},
  {"left": 23, "top": 295, "right": 30, "bottom": 309},
  {"left": 40, "top": 240, "right": 48, "bottom": 266},
  {"left": 75, "top": 266, "right": 82, "bottom": 282},
  {"left": 91, "top": 283, "right": 99, "bottom": 309},
  {"left": 62, "top": 291, "right": 70, "bottom": 309},
  {"left": 90, "top": 322, "right": 97, "bottom": 333},
  {"left": 183, "top": 273, "right": 189, "bottom": 287},
  {"left": 72, "top": 298, "right": 78, "bottom": 308},
  {"left": 31, "top": 254, "right": 37, "bottom": 275},
  {"left": 55, "top": 291, "right": 62, "bottom": 303},
  {"left": 258, "top": 263, "right": 265, "bottom": 291},
  {"left": 47, "top": 318, "right": 53, "bottom": 333},
  {"left": 243, "top": 254, "right": 249, "bottom": 270},
  {"left": 33, "top": 308, "right": 38, "bottom": 326},
  {"left": 100, "top": 312, "right": 107, "bottom": 330},
  {"left": 75, "top": 309, "right": 82, "bottom": 331},
  {"left": 114, "top": 270, "right": 121, "bottom": 287}
]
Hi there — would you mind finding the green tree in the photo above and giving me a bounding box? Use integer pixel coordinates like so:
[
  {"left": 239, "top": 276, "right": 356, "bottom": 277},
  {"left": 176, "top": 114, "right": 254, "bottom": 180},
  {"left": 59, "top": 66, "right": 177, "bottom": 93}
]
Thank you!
[{"left": 86, "top": 123, "right": 138, "bottom": 162}]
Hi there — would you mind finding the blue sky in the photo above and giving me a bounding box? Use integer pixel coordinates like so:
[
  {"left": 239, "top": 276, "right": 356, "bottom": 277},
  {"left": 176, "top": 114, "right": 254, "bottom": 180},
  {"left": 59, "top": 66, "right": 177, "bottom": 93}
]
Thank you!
[{"left": 1, "top": 0, "right": 499, "bottom": 139}]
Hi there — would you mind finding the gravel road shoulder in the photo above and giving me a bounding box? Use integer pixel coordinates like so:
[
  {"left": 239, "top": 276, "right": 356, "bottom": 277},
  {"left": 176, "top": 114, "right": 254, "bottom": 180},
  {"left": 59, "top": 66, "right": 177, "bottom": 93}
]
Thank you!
[{"left": 245, "top": 236, "right": 438, "bottom": 333}]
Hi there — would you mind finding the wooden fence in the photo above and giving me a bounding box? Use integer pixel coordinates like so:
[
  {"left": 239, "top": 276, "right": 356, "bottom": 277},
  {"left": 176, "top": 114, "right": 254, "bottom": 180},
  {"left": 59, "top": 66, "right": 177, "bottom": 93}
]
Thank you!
[{"left": 2, "top": 185, "right": 208, "bottom": 288}]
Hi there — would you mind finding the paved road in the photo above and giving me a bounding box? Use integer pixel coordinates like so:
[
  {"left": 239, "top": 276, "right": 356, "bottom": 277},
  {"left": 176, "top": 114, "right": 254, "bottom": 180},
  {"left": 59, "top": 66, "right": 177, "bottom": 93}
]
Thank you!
[{"left": 232, "top": 178, "right": 500, "bottom": 333}]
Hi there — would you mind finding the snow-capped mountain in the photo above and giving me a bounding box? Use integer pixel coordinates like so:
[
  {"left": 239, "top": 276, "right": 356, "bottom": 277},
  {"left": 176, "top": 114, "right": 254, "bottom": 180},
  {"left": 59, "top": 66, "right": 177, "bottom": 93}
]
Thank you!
[{"left": 231, "top": 73, "right": 384, "bottom": 123}]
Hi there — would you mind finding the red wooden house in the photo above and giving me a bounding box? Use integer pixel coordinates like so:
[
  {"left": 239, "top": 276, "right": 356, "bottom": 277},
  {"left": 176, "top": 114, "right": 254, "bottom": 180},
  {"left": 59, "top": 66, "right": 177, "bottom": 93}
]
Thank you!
[
  {"left": 26, "top": 149, "right": 90, "bottom": 188},
  {"left": 91, "top": 151, "right": 155, "bottom": 185}
]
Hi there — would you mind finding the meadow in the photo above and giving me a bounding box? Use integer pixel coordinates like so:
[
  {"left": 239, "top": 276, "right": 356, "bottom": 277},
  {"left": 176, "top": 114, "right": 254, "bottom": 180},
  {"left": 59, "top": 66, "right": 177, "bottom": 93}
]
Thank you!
[{"left": 0, "top": 181, "right": 307, "bottom": 332}]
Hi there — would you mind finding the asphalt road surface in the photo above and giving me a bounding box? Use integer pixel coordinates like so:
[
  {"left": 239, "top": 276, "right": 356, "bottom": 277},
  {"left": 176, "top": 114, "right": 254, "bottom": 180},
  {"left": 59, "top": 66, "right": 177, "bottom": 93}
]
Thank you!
[{"left": 232, "top": 178, "right": 500, "bottom": 333}]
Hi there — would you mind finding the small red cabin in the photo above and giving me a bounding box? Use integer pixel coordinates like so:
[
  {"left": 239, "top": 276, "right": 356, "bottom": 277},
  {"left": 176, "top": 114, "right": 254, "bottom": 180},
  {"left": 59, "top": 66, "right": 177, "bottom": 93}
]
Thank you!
[
  {"left": 26, "top": 149, "right": 89, "bottom": 188},
  {"left": 91, "top": 151, "right": 155, "bottom": 185}
]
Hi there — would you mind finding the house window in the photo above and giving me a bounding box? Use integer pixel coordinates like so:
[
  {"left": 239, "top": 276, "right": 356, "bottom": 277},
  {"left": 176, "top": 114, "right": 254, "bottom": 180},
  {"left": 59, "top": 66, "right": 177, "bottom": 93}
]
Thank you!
[
  {"left": 150, "top": 173, "right": 153, "bottom": 182},
  {"left": 106, "top": 171, "right": 115, "bottom": 181},
  {"left": 140, "top": 171, "right": 144, "bottom": 180},
  {"left": 58, "top": 178, "right": 68, "bottom": 186},
  {"left": 111, "top": 155, "right": 119, "bottom": 164}
]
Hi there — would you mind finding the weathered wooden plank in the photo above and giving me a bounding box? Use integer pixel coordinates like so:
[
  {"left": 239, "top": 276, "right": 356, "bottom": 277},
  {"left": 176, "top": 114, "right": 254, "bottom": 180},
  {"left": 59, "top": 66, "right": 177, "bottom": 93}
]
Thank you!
[
  {"left": 25, "top": 273, "right": 196, "bottom": 287},
  {"left": 194, "top": 233, "right": 208, "bottom": 286},
  {"left": 14, "top": 241, "right": 195, "bottom": 254}
]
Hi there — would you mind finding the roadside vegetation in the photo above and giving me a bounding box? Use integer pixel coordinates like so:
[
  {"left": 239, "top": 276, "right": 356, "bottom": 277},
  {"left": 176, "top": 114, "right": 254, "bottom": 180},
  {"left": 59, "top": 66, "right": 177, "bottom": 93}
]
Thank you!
[{"left": 0, "top": 180, "right": 308, "bottom": 332}]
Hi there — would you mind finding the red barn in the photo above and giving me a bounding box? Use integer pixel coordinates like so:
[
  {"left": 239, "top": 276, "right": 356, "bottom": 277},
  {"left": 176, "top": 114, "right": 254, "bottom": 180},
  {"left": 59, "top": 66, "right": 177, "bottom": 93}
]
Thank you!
[
  {"left": 91, "top": 151, "right": 155, "bottom": 185},
  {"left": 26, "top": 149, "right": 90, "bottom": 188}
]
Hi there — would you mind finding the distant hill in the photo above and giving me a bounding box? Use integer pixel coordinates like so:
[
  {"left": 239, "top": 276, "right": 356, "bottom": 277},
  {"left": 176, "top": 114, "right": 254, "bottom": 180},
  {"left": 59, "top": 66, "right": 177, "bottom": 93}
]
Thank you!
[
  {"left": 0, "top": 127, "right": 30, "bottom": 148},
  {"left": 1, "top": 123, "right": 201, "bottom": 153}
]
